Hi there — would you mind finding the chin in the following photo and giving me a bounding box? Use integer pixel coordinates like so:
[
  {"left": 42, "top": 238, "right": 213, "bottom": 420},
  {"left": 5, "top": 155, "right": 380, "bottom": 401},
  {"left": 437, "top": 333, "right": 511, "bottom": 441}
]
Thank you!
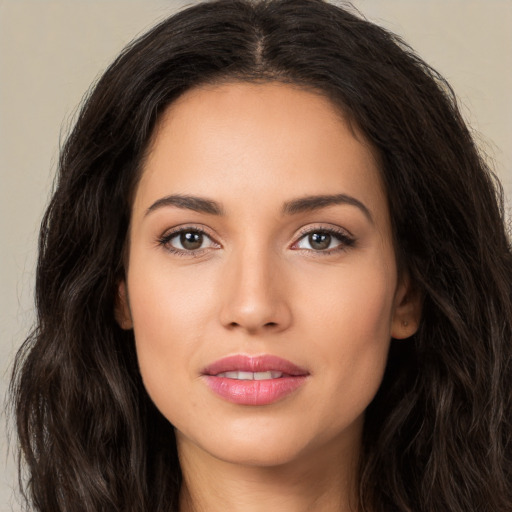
[
  {"left": 176, "top": 411, "right": 361, "bottom": 470},
  {"left": 174, "top": 415, "right": 312, "bottom": 466},
  {"left": 205, "top": 436, "right": 310, "bottom": 468}
]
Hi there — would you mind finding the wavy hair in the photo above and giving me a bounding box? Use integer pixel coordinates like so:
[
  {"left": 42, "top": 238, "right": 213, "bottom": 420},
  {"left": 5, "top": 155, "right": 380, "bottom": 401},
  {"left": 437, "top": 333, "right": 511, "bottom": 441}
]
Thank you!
[{"left": 10, "top": 0, "right": 512, "bottom": 510}]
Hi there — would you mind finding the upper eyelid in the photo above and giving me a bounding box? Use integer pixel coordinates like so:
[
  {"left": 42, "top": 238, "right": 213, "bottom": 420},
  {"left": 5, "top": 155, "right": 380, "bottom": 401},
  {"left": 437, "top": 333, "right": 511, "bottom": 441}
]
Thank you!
[
  {"left": 158, "top": 223, "right": 354, "bottom": 249},
  {"left": 161, "top": 224, "right": 218, "bottom": 240},
  {"left": 161, "top": 224, "right": 352, "bottom": 237},
  {"left": 294, "top": 223, "right": 354, "bottom": 240},
  {"left": 290, "top": 225, "right": 356, "bottom": 251},
  {"left": 157, "top": 225, "right": 221, "bottom": 251}
]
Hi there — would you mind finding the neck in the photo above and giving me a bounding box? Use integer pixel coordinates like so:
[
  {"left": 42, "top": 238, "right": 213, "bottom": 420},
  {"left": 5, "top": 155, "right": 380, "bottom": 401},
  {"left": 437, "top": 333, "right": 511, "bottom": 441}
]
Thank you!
[{"left": 177, "top": 433, "right": 360, "bottom": 512}]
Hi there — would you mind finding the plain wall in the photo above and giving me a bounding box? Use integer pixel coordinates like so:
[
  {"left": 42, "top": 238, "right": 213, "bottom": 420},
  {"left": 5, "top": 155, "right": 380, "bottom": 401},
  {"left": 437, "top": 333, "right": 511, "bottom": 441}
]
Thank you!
[{"left": 1, "top": 1, "right": 511, "bottom": 509}]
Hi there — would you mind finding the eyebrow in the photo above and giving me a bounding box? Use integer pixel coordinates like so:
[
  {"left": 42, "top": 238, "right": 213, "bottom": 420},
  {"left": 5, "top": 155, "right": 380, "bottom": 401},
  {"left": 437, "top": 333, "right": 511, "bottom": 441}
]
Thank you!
[
  {"left": 282, "top": 194, "right": 373, "bottom": 222},
  {"left": 145, "top": 193, "right": 372, "bottom": 222},
  {"left": 145, "top": 194, "right": 224, "bottom": 216}
]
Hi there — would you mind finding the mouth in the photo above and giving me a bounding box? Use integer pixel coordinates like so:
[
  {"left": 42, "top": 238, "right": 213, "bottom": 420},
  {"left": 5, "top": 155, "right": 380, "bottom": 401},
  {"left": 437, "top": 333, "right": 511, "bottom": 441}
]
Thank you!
[
  {"left": 214, "top": 370, "right": 285, "bottom": 380},
  {"left": 203, "top": 354, "right": 309, "bottom": 377},
  {"left": 202, "top": 355, "right": 309, "bottom": 405}
]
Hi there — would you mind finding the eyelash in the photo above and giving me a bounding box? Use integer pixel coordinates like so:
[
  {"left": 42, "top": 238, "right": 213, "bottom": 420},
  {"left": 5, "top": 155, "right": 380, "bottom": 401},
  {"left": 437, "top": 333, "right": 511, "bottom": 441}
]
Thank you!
[
  {"left": 157, "top": 226, "right": 217, "bottom": 257},
  {"left": 157, "top": 225, "right": 356, "bottom": 257},
  {"left": 292, "top": 225, "right": 356, "bottom": 255}
]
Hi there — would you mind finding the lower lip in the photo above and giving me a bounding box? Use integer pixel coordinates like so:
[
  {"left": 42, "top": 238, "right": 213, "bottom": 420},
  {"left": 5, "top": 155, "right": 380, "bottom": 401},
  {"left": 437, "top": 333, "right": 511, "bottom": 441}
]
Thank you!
[{"left": 203, "top": 376, "right": 308, "bottom": 405}]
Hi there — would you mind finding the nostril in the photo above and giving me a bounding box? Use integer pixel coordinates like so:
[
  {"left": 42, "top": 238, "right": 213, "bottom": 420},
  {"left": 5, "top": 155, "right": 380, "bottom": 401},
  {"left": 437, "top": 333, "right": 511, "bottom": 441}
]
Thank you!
[{"left": 227, "top": 321, "right": 278, "bottom": 330}]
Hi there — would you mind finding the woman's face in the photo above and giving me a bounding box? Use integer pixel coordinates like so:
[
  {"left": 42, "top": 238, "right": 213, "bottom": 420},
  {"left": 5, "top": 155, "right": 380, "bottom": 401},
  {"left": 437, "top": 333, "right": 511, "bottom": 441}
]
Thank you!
[{"left": 118, "top": 82, "right": 419, "bottom": 468}]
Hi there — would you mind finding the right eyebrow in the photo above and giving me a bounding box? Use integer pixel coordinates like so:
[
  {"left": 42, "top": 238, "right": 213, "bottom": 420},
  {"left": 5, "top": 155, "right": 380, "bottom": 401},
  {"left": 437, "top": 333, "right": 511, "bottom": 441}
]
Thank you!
[{"left": 145, "top": 194, "right": 224, "bottom": 217}]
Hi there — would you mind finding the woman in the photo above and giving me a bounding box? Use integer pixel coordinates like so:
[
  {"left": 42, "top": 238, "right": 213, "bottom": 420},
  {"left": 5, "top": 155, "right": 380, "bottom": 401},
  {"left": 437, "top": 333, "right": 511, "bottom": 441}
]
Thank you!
[{"left": 10, "top": 0, "right": 512, "bottom": 511}]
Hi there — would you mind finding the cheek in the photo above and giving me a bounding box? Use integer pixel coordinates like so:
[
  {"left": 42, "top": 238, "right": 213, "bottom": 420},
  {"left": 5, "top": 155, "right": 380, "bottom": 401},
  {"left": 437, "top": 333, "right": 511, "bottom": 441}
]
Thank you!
[
  {"left": 126, "top": 255, "right": 218, "bottom": 411},
  {"left": 299, "top": 261, "right": 395, "bottom": 416}
]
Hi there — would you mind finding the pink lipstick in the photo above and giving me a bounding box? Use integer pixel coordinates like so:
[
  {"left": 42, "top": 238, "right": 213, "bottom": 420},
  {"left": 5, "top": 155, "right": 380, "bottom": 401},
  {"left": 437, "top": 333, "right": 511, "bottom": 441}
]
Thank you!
[{"left": 202, "top": 355, "right": 309, "bottom": 405}]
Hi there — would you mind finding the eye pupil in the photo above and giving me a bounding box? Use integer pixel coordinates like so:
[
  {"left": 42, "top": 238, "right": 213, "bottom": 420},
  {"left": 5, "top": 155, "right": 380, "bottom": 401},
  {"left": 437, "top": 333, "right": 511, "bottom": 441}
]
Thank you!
[
  {"left": 309, "top": 232, "right": 331, "bottom": 250},
  {"left": 180, "top": 231, "right": 203, "bottom": 250}
]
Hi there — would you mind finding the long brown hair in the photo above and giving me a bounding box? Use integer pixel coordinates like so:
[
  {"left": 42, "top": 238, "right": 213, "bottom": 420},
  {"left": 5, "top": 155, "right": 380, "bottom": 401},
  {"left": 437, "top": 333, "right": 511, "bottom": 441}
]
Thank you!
[{"left": 10, "top": 1, "right": 512, "bottom": 510}]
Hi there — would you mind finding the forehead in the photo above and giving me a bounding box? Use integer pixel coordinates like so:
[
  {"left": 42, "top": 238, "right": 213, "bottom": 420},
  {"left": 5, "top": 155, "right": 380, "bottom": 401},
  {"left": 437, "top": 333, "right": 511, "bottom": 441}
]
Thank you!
[{"left": 135, "top": 81, "right": 388, "bottom": 223}]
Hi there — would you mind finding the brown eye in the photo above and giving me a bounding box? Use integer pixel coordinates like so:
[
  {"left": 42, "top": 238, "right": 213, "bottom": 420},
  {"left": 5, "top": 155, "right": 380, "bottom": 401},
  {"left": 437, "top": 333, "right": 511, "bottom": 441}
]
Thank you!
[
  {"left": 308, "top": 232, "right": 331, "bottom": 250},
  {"left": 180, "top": 231, "right": 203, "bottom": 250},
  {"left": 160, "top": 228, "right": 218, "bottom": 253},
  {"left": 294, "top": 228, "right": 354, "bottom": 253}
]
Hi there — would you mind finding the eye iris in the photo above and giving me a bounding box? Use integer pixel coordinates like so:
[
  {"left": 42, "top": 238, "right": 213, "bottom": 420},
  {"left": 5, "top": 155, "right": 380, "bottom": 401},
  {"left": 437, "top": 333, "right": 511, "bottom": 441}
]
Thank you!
[
  {"left": 180, "top": 231, "right": 203, "bottom": 250},
  {"left": 309, "top": 232, "right": 331, "bottom": 250}
]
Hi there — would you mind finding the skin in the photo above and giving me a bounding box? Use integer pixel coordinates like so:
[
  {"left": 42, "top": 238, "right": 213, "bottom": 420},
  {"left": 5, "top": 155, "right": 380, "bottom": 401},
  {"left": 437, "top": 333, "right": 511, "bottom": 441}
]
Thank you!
[{"left": 117, "top": 81, "right": 421, "bottom": 512}]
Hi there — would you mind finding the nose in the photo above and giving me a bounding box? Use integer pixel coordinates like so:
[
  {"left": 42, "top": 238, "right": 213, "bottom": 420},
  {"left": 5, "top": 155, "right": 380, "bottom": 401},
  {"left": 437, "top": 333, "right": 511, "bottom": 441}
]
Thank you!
[{"left": 218, "top": 246, "right": 293, "bottom": 335}]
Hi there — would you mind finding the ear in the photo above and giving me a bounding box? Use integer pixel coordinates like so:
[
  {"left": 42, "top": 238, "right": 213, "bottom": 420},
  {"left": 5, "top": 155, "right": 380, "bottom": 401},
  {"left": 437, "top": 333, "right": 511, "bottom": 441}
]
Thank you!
[
  {"left": 115, "top": 280, "right": 133, "bottom": 330},
  {"left": 390, "top": 274, "right": 422, "bottom": 340}
]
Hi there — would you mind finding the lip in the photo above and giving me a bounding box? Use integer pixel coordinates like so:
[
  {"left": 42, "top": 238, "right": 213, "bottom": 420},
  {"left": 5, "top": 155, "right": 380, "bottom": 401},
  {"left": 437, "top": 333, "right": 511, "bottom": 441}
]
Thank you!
[
  {"left": 202, "top": 355, "right": 309, "bottom": 406},
  {"left": 203, "top": 354, "right": 309, "bottom": 376}
]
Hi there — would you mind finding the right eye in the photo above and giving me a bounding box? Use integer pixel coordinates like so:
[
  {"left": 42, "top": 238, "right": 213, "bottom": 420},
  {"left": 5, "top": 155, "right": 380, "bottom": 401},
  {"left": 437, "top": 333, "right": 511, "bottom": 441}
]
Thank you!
[{"left": 158, "top": 228, "right": 219, "bottom": 255}]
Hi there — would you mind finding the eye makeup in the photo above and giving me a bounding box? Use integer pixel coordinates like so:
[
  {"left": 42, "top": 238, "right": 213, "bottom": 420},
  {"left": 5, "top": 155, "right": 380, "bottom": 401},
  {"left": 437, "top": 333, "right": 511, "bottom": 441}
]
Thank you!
[
  {"left": 157, "top": 225, "right": 220, "bottom": 257},
  {"left": 291, "top": 224, "right": 356, "bottom": 255},
  {"left": 156, "top": 222, "right": 356, "bottom": 258}
]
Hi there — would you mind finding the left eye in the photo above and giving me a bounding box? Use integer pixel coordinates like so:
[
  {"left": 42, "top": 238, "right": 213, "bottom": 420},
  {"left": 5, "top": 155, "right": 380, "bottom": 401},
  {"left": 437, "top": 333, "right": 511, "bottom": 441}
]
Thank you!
[
  {"left": 163, "top": 229, "right": 217, "bottom": 252},
  {"left": 295, "top": 230, "right": 351, "bottom": 251}
]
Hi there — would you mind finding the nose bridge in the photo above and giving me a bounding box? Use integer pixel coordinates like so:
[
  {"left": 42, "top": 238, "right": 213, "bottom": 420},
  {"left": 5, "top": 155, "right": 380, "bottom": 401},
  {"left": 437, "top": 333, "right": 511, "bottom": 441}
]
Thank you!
[{"left": 219, "top": 239, "right": 291, "bottom": 333}]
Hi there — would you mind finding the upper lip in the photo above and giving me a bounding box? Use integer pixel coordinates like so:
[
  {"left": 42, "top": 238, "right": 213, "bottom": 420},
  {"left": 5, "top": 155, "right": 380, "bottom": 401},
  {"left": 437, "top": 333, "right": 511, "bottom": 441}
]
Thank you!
[{"left": 202, "top": 355, "right": 309, "bottom": 377}]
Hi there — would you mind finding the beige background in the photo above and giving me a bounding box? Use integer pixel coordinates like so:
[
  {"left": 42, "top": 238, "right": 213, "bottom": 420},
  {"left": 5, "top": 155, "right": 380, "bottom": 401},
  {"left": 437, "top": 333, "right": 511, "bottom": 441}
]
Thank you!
[{"left": 1, "top": 1, "right": 511, "bottom": 509}]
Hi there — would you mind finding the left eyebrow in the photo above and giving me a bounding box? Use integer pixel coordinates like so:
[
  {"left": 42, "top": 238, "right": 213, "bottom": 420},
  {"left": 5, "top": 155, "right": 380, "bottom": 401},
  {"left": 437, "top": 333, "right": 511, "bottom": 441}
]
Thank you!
[{"left": 282, "top": 194, "right": 373, "bottom": 223}]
